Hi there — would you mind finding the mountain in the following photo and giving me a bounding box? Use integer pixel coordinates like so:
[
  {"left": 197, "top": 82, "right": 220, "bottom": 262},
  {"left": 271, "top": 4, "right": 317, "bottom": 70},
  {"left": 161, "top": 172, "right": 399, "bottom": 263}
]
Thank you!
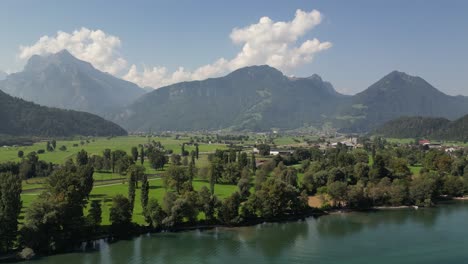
[
  {"left": 0, "top": 50, "right": 145, "bottom": 116},
  {"left": 0, "top": 71, "right": 6, "bottom": 80},
  {"left": 335, "top": 71, "right": 468, "bottom": 132},
  {"left": 0, "top": 89, "right": 127, "bottom": 137},
  {"left": 375, "top": 114, "right": 468, "bottom": 141},
  {"left": 114, "top": 65, "right": 348, "bottom": 131}
]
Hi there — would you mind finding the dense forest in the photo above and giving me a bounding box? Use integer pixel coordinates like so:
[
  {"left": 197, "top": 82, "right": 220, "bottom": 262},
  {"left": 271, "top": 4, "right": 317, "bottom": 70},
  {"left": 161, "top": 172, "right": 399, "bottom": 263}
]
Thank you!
[
  {"left": 0, "top": 90, "right": 127, "bottom": 137},
  {"left": 1, "top": 136, "right": 468, "bottom": 256},
  {"left": 374, "top": 115, "right": 468, "bottom": 141}
]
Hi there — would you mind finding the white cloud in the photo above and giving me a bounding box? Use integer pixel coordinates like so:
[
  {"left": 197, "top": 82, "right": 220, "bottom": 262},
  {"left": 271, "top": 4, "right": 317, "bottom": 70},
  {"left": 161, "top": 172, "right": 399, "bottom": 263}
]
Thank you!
[
  {"left": 19, "top": 9, "right": 331, "bottom": 89},
  {"left": 18, "top": 28, "right": 127, "bottom": 75}
]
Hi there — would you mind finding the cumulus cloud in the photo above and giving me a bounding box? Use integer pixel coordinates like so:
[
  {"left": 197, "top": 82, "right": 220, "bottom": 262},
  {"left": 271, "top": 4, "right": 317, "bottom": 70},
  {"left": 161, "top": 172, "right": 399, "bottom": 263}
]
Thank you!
[
  {"left": 125, "top": 9, "right": 331, "bottom": 88},
  {"left": 19, "top": 9, "right": 331, "bottom": 88},
  {"left": 18, "top": 28, "right": 127, "bottom": 75}
]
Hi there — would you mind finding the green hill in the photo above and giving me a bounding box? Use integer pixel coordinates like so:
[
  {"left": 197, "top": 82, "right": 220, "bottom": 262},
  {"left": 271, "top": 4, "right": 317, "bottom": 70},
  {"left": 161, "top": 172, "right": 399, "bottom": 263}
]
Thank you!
[
  {"left": 375, "top": 114, "right": 468, "bottom": 141},
  {"left": 0, "top": 89, "right": 127, "bottom": 137}
]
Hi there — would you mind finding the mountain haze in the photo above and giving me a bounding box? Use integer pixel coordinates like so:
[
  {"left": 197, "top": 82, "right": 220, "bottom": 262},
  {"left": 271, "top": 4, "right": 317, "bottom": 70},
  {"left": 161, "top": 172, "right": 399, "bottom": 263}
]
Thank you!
[{"left": 0, "top": 50, "right": 145, "bottom": 116}]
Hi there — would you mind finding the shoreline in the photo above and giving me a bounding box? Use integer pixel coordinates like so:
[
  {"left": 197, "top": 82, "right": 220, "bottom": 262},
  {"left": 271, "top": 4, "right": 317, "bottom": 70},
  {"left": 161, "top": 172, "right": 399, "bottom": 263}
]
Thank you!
[{"left": 7, "top": 198, "right": 468, "bottom": 262}]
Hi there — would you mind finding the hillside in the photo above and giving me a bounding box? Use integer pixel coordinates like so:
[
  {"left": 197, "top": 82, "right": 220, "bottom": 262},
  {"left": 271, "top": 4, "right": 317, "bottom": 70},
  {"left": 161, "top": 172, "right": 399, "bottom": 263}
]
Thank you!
[
  {"left": 335, "top": 71, "right": 468, "bottom": 132},
  {"left": 374, "top": 116, "right": 451, "bottom": 139},
  {"left": 0, "top": 89, "right": 127, "bottom": 137},
  {"left": 0, "top": 50, "right": 145, "bottom": 116},
  {"left": 375, "top": 115, "right": 468, "bottom": 141},
  {"left": 114, "top": 65, "right": 348, "bottom": 131}
]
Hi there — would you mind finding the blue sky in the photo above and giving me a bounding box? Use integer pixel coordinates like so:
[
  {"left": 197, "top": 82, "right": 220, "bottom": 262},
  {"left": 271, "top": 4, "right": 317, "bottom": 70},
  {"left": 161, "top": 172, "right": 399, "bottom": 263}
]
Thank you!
[{"left": 1, "top": 0, "right": 467, "bottom": 95}]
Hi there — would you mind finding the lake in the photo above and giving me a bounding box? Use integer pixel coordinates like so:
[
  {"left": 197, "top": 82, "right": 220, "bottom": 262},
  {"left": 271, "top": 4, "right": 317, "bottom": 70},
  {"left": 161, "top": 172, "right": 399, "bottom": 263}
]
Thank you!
[{"left": 32, "top": 201, "right": 468, "bottom": 264}]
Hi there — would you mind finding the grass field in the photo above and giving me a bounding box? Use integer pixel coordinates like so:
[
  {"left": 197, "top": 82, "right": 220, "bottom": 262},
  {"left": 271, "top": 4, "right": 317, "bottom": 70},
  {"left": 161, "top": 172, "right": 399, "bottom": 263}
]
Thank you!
[{"left": 0, "top": 136, "right": 227, "bottom": 164}]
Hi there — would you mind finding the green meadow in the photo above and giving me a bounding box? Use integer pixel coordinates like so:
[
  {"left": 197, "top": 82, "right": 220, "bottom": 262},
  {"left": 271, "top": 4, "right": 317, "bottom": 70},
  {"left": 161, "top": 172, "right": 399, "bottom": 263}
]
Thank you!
[{"left": 0, "top": 135, "right": 227, "bottom": 164}]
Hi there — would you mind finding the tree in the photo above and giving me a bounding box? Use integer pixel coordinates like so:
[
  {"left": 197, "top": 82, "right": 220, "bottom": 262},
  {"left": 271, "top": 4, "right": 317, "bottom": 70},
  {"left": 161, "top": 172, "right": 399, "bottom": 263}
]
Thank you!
[
  {"left": 110, "top": 195, "right": 132, "bottom": 229},
  {"left": 144, "top": 198, "right": 166, "bottom": 229},
  {"left": 237, "top": 178, "right": 250, "bottom": 200},
  {"left": 140, "top": 146, "right": 145, "bottom": 165},
  {"left": 209, "top": 158, "right": 223, "bottom": 194},
  {"left": 195, "top": 144, "right": 199, "bottom": 160},
  {"left": 127, "top": 166, "right": 142, "bottom": 213},
  {"left": 51, "top": 139, "right": 57, "bottom": 150},
  {"left": 327, "top": 181, "right": 348, "bottom": 207},
  {"left": 17, "top": 150, "right": 24, "bottom": 158},
  {"left": 141, "top": 174, "right": 149, "bottom": 211},
  {"left": 254, "top": 170, "right": 267, "bottom": 190},
  {"left": 251, "top": 153, "right": 257, "bottom": 174},
  {"left": 131, "top": 147, "right": 139, "bottom": 162},
  {"left": 115, "top": 155, "right": 134, "bottom": 175},
  {"left": 147, "top": 149, "right": 167, "bottom": 170},
  {"left": 354, "top": 163, "right": 370, "bottom": 182},
  {"left": 443, "top": 175, "right": 464, "bottom": 197},
  {"left": 182, "top": 156, "right": 188, "bottom": 166},
  {"left": 163, "top": 165, "right": 190, "bottom": 194},
  {"left": 221, "top": 163, "right": 241, "bottom": 184},
  {"left": 346, "top": 182, "right": 368, "bottom": 208},
  {"left": 171, "top": 154, "right": 182, "bottom": 165},
  {"left": 0, "top": 172, "right": 22, "bottom": 253},
  {"left": 219, "top": 192, "right": 241, "bottom": 224},
  {"left": 198, "top": 186, "right": 220, "bottom": 221},
  {"left": 21, "top": 199, "right": 61, "bottom": 253},
  {"left": 389, "top": 158, "right": 411, "bottom": 179},
  {"left": 253, "top": 178, "right": 306, "bottom": 218},
  {"left": 86, "top": 200, "right": 102, "bottom": 228},
  {"left": 46, "top": 141, "right": 53, "bottom": 152},
  {"left": 388, "top": 179, "right": 409, "bottom": 206},
  {"left": 257, "top": 144, "right": 271, "bottom": 156},
  {"left": 22, "top": 163, "right": 94, "bottom": 252},
  {"left": 76, "top": 149, "right": 88, "bottom": 166},
  {"left": 188, "top": 159, "right": 197, "bottom": 182},
  {"left": 302, "top": 170, "right": 316, "bottom": 194},
  {"left": 59, "top": 145, "right": 67, "bottom": 151},
  {"left": 410, "top": 175, "right": 437, "bottom": 206}
]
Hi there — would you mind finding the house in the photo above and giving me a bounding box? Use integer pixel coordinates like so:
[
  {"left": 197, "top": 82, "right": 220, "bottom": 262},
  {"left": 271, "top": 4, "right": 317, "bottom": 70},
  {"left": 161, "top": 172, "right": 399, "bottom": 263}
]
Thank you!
[
  {"left": 419, "top": 139, "right": 430, "bottom": 145},
  {"left": 269, "top": 149, "right": 294, "bottom": 156}
]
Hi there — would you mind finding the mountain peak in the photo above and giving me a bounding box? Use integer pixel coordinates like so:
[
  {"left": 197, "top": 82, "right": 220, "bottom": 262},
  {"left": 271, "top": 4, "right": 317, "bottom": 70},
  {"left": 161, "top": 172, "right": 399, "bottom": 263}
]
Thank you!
[
  {"left": 54, "top": 49, "right": 75, "bottom": 60},
  {"left": 2, "top": 50, "right": 145, "bottom": 116},
  {"left": 227, "top": 65, "right": 284, "bottom": 80},
  {"left": 383, "top": 70, "right": 420, "bottom": 82},
  {"left": 307, "top": 73, "right": 323, "bottom": 81},
  {"left": 25, "top": 50, "right": 88, "bottom": 69}
]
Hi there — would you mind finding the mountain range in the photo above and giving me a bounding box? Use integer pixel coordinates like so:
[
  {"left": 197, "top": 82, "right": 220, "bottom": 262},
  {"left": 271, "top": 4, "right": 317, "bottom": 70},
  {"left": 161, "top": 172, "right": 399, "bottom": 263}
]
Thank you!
[
  {"left": 0, "top": 50, "right": 145, "bottom": 117},
  {"left": 1, "top": 50, "right": 468, "bottom": 134},
  {"left": 0, "top": 89, "right": 127, "bottom": 137},
  {"left": 113, "top": 66, "right": 348, "bottom": 132}
]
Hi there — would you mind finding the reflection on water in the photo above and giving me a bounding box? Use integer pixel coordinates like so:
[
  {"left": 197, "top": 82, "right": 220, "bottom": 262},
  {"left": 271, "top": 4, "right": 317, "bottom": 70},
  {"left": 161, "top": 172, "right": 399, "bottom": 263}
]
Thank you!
[{"left": 32, "top": 201, "right": 468, "bottom": 264}]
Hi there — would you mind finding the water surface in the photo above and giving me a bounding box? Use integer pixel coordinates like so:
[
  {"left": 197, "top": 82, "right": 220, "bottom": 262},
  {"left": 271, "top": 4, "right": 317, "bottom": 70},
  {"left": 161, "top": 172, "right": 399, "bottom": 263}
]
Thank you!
[{"left": 33, "top": 201, "right": 468, "bottom": 264}]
